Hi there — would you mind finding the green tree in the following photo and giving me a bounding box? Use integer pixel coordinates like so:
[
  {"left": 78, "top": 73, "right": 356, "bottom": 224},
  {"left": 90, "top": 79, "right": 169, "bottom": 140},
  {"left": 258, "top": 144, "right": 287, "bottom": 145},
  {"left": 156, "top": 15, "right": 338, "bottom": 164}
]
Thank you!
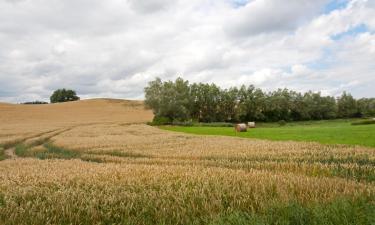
[
  {"left": 337, "top": 92, "right": 358, "bottom": 118},
  {"left": 144, "top": 77, "right": 364, "bottom": 123},
  {"left": 218, "top": 87, "right": 239, "bottom": 122},
  {"left": 144, "top": 77, "right": 192, "bottom": 121},
  {"left": 263, "top": 89, "right": 292, "bottom": 122},
  {"left": 357, "top": 98, "right": 375, "bottom": 117},
  {"left": 50, "top": 89, "right": 79, "bottom": 103},
  {"left": 237, "top": 85, "right": 265, "bottom": 122}
]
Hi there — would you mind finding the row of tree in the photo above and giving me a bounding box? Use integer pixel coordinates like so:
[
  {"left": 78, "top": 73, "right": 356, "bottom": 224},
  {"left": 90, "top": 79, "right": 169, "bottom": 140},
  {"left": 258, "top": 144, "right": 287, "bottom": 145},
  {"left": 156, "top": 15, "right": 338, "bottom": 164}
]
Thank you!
[{"left": 144, "top": 78, "right": 375, "bottom": 123}]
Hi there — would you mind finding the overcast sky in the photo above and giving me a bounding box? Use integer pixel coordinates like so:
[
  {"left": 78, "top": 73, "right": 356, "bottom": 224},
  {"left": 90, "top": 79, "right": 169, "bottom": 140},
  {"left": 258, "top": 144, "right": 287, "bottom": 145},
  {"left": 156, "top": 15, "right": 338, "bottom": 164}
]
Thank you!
[{"left": 0, "top": 0, "right": 374, "bottom": 103}]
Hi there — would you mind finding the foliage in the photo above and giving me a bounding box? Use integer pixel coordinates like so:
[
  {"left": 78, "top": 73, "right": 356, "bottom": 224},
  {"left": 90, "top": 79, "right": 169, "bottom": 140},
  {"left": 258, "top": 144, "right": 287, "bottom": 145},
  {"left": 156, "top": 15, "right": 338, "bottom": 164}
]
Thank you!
[
  {"left": 50, "top": 88, "right": 80, "bottom": 103},
  {"left": 337, "top": 91, "right": 358, "bottom": 118},
  {"left": 21, "top": 101, "right": 48, "bottom": 105},
  {"left": 144, "top": 78, "right": 191, "bottom": 121},
  {"left": 192, "top": 122, "right": 233, "bottom": 127},
  {"left": 278, "top": 120, "right": 287, "bottom": 126},
  {"left": 145, "top": 78, "right": 374, "bottom": 123},
  {"left": 0, "top": 147, "right": 6, "bottom": 161},
  {"left": 351, "top": 119, "right": 375, "bottom": 126},
  {"left": 147, "top": 116, "right": 173, "bottom": 126},
  {"left": 357, "top": 98, "right": 375, "bottom": 117}
]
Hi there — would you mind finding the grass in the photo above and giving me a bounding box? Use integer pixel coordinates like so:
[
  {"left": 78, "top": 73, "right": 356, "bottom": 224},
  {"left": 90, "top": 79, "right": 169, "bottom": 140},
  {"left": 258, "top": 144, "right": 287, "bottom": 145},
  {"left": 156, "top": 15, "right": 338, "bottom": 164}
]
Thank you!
[
  {"left": 352, "top": 119, "right": 375, "bottom": 126},
  {"left": 211, "top": 196, "right": 375, "bottom": 225},
  {"left": 0, "top": 147, "right": 6, "bottom": 161},
  {"left": 161, "top": 119, "right": 375, "bottom": 148},
  {"left": 15, "top": 142, "right": 81, "bottom": 160}
]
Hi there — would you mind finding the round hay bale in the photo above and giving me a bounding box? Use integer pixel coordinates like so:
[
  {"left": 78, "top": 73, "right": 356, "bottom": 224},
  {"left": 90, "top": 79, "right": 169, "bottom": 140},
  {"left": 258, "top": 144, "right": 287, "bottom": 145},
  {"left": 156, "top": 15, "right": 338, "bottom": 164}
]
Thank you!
[
  {"left": 235, "top": 123, "right": 247, "bottom": 132},
  {"left": 248, "top": 122, "right": 256, "bottom": 128}
]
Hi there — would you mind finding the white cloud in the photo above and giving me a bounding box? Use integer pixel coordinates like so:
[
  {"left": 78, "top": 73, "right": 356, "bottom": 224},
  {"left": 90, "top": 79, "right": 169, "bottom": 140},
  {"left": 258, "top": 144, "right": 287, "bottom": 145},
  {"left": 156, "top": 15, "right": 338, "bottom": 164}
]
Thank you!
[{"left": 0, "top": 0, "right": 374, "bottom": 103}]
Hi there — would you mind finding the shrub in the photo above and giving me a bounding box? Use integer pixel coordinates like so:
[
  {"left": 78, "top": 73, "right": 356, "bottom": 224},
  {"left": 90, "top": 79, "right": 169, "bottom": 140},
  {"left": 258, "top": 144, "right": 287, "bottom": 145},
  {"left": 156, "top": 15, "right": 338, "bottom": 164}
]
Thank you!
[
  {"left": 147, "top": 116, "right": 172, "bottom": 126},
  {"left": 278, "top": 120, "right": 287, "bottom": 126},
  {"left": 193, "top": 122, "right": 234, "bottom": 127},
  {"left": 351, "top": 119, "right": 375, "bottom": 126},
  {"left": 22, "top": 101, "right": 48, "bottom": 105}
]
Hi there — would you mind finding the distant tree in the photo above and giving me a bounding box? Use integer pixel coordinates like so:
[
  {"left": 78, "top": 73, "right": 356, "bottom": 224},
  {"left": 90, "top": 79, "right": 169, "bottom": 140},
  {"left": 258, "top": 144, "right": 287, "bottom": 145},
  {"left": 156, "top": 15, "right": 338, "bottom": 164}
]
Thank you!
[
  {"left": 144, "top": 77, "right": 192, "bottom": 121},
  {"left": 237, "top": 85, "right": 265, "bottom": 122},
  {"left": 144, "top": 77, "right": 369, "bottom": 123},
  {"left": 22, "top": 101, "right": 48, "bottom": 105},
  {"left": 337, "top": 92, "right": 357, "bottom": 118},
  {"left": 357, "top": 98, "right": 375, "bottom": 117},
  {"left": 218, "top": 87, "right": 239, "bottom": 122},
  {"left": 50, "top": 89, "right": 80, "bottom": 103}
]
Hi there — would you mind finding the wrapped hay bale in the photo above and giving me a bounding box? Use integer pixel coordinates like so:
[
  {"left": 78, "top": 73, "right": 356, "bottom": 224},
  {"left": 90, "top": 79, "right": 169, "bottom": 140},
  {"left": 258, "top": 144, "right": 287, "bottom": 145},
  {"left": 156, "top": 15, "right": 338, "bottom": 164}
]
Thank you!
[
  {"left": 248, "top": 122, "right": 256, "bottom": 128},
  {"left": 235, "top": 123, "right": 247, "bottom": 132}
]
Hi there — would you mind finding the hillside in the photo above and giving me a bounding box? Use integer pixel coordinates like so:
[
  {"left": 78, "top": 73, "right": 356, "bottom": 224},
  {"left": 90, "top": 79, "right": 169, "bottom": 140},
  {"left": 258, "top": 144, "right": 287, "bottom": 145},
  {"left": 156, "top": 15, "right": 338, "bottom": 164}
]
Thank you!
[
  {"left": 0, "top": 99, "right": 152, "bottom": 124},
  {"left": 0, "top": 99, "right": 153, "bottom": 145}
]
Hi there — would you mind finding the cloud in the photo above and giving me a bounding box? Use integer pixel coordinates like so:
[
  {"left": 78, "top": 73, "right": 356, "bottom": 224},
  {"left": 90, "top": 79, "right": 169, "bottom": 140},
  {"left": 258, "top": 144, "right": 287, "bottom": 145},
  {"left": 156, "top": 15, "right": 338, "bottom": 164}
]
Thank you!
[
  {"left": 0, "top": 0, "right": 374, "bottom": 103},
  {"left": 226, "top": 0, "right": 329, "bottom": 37}
]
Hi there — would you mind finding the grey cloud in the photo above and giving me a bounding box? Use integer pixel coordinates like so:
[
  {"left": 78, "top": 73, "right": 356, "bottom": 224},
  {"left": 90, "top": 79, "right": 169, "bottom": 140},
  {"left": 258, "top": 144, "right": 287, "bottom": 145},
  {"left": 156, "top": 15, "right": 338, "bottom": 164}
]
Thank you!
[
  {"left": 226, "top": 0, "right": 329, "bottom": 37},
  {"left": 127, "top": 0, "right": 175, "bottom": 13}
]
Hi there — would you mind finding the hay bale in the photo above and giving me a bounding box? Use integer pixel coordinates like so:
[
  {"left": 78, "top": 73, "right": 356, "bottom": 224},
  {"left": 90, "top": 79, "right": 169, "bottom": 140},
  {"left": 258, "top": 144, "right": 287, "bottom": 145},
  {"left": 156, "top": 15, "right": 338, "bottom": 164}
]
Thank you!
[
  {"left": 248, "top": 122, "right": 256, "bottom": 128},
  {"left": 235, "top": 123, "right": 247, "bottom": 132}
]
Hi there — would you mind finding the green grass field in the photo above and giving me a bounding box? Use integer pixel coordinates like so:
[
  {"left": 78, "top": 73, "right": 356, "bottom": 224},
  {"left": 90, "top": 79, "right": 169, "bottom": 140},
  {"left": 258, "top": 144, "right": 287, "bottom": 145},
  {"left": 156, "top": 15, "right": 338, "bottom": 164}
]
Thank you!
[{"left": 161, "top": 120, "right": 375, "bottom": 148}]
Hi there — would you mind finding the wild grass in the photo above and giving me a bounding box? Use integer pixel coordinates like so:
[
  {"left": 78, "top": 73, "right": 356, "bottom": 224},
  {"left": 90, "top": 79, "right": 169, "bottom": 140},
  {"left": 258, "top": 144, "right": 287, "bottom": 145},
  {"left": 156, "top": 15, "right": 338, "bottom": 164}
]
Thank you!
[
  {"left": 15, "top": 142, "right": 80, "bottom": 160},
  {"left": 212, "top": 197, "right": 375, "bottom": 225},
  {"left": 0, "top": 147, "right": 6, "bottom": 161},
  {"left": 352, "top": 119, "right": 375, "bottom": 126}
]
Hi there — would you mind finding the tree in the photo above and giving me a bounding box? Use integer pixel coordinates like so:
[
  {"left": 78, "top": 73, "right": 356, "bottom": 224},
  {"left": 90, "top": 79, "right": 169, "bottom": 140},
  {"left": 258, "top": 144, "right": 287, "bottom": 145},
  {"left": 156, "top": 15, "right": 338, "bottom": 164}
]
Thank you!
[
  {"left": 337, "top": 92, "right": 357, "bottom": 118},
  {"left": 237, "top": 85, "right": 265, "bottom": 122},
  {"left": 143, "top": 77, "right": 367, "bottom": 123},
  {"left": 357, "top": 98, "right": 375, "bottom": 117},
  {"left": 144, "top": 77, "right": 192, "bottom": 121},
  {"left": 50, "top": 89, "right": 80, "bottom": 103}
]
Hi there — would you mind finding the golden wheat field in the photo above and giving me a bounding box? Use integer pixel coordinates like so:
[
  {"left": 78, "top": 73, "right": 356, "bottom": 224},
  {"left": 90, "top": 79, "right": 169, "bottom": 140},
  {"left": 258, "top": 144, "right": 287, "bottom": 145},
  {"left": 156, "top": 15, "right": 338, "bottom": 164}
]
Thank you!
[{"left": 0, "top": 99, "right": 374, "bottom": 225}]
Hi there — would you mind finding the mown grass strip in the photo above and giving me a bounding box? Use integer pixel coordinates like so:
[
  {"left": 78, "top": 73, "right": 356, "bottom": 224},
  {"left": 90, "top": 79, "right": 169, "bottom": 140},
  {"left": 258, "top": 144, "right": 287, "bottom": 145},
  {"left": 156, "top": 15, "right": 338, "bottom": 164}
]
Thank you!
[{"left": 160, "top": 121, "right": 375, "bottom": 148}]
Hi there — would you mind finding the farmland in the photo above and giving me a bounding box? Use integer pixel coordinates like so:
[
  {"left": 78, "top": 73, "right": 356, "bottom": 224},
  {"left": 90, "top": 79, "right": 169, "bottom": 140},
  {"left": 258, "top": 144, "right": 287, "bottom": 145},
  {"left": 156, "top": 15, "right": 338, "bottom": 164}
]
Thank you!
[
  {"left": 161, "top": 120, "right": 375, "bottom": 148},
  {"left": 0, "top": 99, "right": 374, "bottom": 224}
]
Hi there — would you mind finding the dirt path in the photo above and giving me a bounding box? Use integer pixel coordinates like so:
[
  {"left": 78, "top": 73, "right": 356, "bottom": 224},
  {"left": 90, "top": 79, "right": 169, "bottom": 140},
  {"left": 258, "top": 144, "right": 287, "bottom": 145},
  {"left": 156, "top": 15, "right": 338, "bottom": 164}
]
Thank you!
[{"left": 4, "top": 147, "right": 17, "bottom": 159}]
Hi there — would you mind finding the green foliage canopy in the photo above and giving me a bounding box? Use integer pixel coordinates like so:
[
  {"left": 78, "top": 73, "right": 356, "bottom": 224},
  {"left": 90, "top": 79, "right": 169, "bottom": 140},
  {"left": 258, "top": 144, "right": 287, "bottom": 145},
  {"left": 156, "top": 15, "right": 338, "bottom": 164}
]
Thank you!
[
  {"left": 50, "top": 89, "right": 80, "bottom": 103},
  {"left": 145, "top": 77, "right": 375, "bottom": 123}
]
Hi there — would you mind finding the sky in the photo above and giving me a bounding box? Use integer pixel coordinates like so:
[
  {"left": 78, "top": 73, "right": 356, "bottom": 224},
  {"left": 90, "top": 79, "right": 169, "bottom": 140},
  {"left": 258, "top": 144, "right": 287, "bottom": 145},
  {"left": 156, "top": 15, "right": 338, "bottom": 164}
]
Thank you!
[{"left": 0, "top": 0, "right": 374, "bottom": 103}]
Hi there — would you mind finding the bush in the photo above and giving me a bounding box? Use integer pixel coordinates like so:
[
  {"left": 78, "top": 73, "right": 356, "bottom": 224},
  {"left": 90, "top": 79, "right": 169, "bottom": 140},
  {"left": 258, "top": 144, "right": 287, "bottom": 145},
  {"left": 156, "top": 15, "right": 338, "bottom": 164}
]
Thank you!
[
  {"left": 50, "top": 89, "right": 80, "bottom": 103},
  {"left": 22, "top": 101, "right": 48, "bottom": 105},
  {"left": 278, "top": 120, "right": 287, "bottom": 126},
  {"left": 193, "top": 122, "right": 234, "bottom": 127},
  {"left": 147, "top": 116, "right": 172, "bottom": 126},
  {"left": 351, "top": 119, "right": 375, "bottom": 126},
  {"left": 172, "top": 120, "right": 194, "bottom": 126}
]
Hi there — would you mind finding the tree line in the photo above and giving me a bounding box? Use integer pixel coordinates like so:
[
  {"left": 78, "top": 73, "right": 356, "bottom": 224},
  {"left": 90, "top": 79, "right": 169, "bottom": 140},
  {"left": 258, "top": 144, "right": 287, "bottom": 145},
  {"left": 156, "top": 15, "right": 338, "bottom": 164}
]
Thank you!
[{"left": 144, "top": 77, "right": 375, "bottom": 123}]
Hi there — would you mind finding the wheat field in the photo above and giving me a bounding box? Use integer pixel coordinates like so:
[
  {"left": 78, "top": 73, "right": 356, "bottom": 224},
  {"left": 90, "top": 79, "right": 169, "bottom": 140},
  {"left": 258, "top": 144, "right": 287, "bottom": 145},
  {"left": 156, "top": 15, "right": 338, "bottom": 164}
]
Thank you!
[{"left": 0, "top": 99, "right": 374, "bottom": 225}]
